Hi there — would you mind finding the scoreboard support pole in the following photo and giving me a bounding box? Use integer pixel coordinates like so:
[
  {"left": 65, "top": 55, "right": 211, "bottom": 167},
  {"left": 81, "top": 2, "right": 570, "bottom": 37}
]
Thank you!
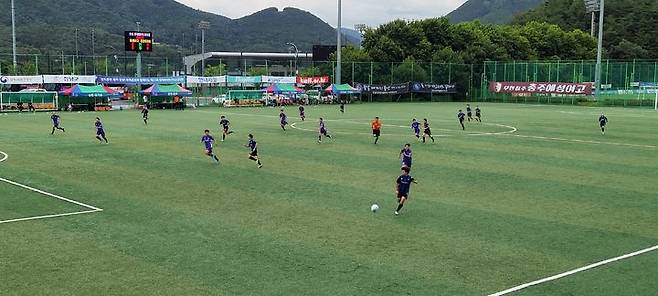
[{"left": 136, "top": 52, "right": 142, "bottom": 78}]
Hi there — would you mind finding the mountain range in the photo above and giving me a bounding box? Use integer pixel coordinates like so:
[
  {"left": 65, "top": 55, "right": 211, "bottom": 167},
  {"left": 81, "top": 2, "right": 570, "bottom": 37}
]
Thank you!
[
  {"left": 447, "top": 0, "right": 545, "bottom": 24},
  {"left": 0, "top": 0, "right": 356, "bottom": 57}
]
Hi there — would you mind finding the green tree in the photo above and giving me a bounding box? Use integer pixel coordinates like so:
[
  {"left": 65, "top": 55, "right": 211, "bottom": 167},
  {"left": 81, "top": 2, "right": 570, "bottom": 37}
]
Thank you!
[
  {"left": 205, "top": 63, "right": 226, "bottom": 76},
  {"left": 247, "top": 67, "right": 268, "bottom": 77},
  {"left": 391, "top": 58, "right": 428, "bottom": 83}
]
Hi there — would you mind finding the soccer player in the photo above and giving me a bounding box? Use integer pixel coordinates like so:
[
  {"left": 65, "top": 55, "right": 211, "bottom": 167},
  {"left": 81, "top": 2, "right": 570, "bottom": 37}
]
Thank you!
[
  {"left": 299, "top": 104, "right": 306, "bottom": 121},
  {"left": 201, "top": 129, "right": 220, "bottom": 164},
  {"left": 466, "top": 104, "right": 473, "bottom": 122},
  {"left": 318, "top": 117, "right": 332, "bottom": 143},
  {"left": 599, "top": 113, "right": 609, "bottom": 135},
  {"left": 399, "top": 143, "right": 413, "bottom": 170},
  {"left": 279, "top": 109, "right": 288, "bottom": 131},
  {"left": 245, "top": 134, "right": 263, "bottom": 168},
  {"left": 394, "top": 166, "right": 417, "bottom": 216},
  {"left": 475, "top": 105, "right": 482, "bottom": 122},
  {"left": 340, "top": 102, "right": 345, "bottom": 114},
  {"left": 457, "top": 110, "right": 466, "bottom": 130},
  {"left": 28, "top": 102, "right": 36, "bottom": 112},
  {"left": 219, "top": 115, "right": 234, "bottom": 141},
  {"left": 95, "top": 117, "right": 109, "bottom": 144},
  {"left": 422, "top": 118, "right": 435, "bottom": 143},
  {"left": 141, "top": 105, "right": 149, "bottom": 125},
  {"left": 371, "top": 116, "right": 382, "bottom": 144},
  {"left": 50, "top": 113, "right": 65, "bottom": 135},
  {"left": 411, "top": 119, "right": 421, "bottom": 140}
]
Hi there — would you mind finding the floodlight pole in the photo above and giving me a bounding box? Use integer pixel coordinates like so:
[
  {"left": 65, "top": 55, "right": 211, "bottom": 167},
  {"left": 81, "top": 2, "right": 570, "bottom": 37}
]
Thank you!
[
  {"left": 594, "top": 0, "right": 604, "bottom": 100},
  {"left": 198, "top": 21, "right": 210, "bottom": 76},
  {"left": 590, "top": 12, "right": 596, "bottom": 37},
  {"left": 11, "top": 0, "right": 17, "bottom": 70},
  {"left": 286, "top": 42, "right": 299, "bottom": 75},
  {"left": 336, "top": 0, "right": 342, "bottom": 85}
]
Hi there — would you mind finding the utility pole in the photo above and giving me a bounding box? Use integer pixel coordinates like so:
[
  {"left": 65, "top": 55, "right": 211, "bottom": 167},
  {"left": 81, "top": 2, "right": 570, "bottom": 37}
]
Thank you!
[
  {"left": 74, "top": 28, "right": 79, "bottom": 75},
  {"left": 286, "top": 42, "right": 299, "bottom": 75},
  {"left": 594, "top": 0, "right": 604, "bottom": 100},
  {"left": 198, "top": 21, "right": 210, "bottom": 76},
  {"left": 336, "top": 0, "right": 342, "bottom": 85},
  {"left": 92, "top": 28, "right": 96, "bottom": 74},
  {"left": 11, "top": 0, "right": 17, "bottom": 70}
]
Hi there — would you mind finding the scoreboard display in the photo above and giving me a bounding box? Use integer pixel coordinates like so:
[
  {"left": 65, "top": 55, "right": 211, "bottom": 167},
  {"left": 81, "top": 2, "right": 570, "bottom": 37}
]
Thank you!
[{"left": 124, "top": 31, "right": 153, "bottom": 52}]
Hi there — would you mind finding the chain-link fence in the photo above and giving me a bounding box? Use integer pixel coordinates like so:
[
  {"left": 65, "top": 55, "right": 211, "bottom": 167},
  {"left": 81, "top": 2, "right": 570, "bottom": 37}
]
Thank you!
[{"left": 2, "top": 53, "right": 657, "bottom": 107}]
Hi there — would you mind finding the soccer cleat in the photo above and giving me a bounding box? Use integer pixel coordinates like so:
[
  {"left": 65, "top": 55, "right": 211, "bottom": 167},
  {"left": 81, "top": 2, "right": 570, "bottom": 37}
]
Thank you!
[
  {"left": 258, "top": 164, "right": 263, "bottom": 169},
  {"left": 394, "top": 211, "right": 399, "bottom": 216}
]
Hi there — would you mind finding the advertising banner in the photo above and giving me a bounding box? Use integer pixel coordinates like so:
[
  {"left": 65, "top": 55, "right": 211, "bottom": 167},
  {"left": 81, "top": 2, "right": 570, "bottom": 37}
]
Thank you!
[
  {"left": 261, "top": 76, "right": 296, "bottom": 84},
  {"left": 227, "top": 76, "right": 261, "bottom": 84},
  {"left": 489, "top": 81, "right": 592, "bottom": 95},
  {"left": 186, "top": 76, "right": 226, "bottom": 84},
  {"left": 296, "top": 76, "right": 331, "bottom": 85},
  {"left": 96, "top": 76, "right": 185, "bottom": 85},
  {"left": 356, "top": 83, "right": 409, "bottom": 95},
  {"left": 410, "top": 82, "right": 457, "bottom": 94},
  {"left": 42, "top": 75, "right": 97, "bottom": 84},
  {"left": 0, "top": 75, "right": 43, "bottom": 85}
]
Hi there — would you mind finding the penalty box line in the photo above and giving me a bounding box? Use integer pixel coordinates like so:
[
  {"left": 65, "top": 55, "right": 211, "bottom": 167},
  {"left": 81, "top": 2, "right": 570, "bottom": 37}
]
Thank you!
[
  {"left": 487, "top": 244, "right": 658, "bottom": 296},
  {"left": 0, "top": 151, "right": 103, "bottom": 225}
]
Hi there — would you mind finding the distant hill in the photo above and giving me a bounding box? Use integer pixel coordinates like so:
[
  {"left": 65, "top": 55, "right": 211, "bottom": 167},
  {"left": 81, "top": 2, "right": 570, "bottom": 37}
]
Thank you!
[
  {"left": 447, "top": 0, "right": 545, "bottom": 24},
  {"left": 0, "top": 0, "right": 346, "bottom": 57},
  {"left": 514, "top": 0, "right": 658, "bottom": 58}
]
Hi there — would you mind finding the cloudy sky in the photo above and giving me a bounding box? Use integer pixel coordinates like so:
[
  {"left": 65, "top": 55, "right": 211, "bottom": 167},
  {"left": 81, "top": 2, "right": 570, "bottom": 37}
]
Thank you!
[{"left": 176, "top": 0, "right": 467, "bottom": 28}]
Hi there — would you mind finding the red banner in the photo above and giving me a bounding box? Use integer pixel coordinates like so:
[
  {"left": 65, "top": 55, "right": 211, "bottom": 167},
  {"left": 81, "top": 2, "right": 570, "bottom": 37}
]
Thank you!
[
  {"left": 489, "top": 82, "right": 592, "bottom": 95},
  {"left": 296, "top": 76, "right": 330, "bottom": 85}
]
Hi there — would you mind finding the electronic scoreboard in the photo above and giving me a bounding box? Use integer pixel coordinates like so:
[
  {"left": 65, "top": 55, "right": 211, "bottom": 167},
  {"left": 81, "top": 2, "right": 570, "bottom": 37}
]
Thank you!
[{"left": 124, "top": 31, "right": 153, "bottom": 52}]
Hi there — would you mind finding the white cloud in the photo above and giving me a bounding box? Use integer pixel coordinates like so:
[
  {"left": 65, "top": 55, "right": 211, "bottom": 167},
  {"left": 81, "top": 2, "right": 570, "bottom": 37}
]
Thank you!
[{"left": 175, "top": 0, "right": 466, "bottom": 27}]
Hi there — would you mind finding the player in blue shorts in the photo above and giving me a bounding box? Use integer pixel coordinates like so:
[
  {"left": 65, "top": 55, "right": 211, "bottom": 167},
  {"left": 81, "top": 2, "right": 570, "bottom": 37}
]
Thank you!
[
  {"left": 411, "top": 119, "right": 421, "bottom": 140},
  {"left": 318, "top": 117, "right": 332, "bottom": 143},
  {"left": 399, "top": 143, "right": 413, "bottom": 170},
  {"left": 50, "top": 113, "right": 65, "bottom": 135},
  {"left": 598, "top": 113, "right": 608, "bottom": 135},
  {"left": 279, "top": 109, "right": 288, "bottom": 131},
  {"left": 94, "top": 117, "right": 108, "bottom": 143},
  {"left": 245, "top": 134, "right": 263, "bottom": 168},
  {"left": 201, "top": 129, "right": 220, "bottom": 164},
  {"left": 394, "top": 166, "right": 417, "bottom": 215}
]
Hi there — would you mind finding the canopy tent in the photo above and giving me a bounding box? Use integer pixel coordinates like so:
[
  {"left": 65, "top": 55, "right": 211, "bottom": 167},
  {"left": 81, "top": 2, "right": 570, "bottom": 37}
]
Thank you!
[
  {"left": 263, "top": 84, "right": 304, "bottom": 94},
  {"left": 59, "top": 84, "right": 118, "bottom": 97},
  {"left": 141, "top": 84, "right": 193, "bottom": 97},
  {"left": 325, "top": 84, "right": 361, "bottom": 95}
]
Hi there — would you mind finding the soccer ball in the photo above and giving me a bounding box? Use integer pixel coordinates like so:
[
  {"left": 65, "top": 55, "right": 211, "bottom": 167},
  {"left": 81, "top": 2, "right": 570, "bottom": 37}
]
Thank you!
[{"left": 370, "top": 204, "right": 380, "bottom": 213}]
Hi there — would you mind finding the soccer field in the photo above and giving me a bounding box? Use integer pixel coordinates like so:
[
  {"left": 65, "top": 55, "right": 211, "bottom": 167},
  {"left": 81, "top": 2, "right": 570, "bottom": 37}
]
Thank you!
[{"left": 1, "top": 102, "right": 657, "bottom": 295}]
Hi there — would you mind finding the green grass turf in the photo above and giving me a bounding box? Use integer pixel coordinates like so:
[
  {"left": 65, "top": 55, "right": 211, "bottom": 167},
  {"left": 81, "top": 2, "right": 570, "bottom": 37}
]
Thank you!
[{"left": 0, "top": 102, "right": 656, "bottom": 295}]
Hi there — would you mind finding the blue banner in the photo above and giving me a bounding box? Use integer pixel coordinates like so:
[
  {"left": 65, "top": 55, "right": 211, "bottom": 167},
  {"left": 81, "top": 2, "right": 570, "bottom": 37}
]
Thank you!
[{"left": 97, "top": 76, "right": 185, "bottom": 85}]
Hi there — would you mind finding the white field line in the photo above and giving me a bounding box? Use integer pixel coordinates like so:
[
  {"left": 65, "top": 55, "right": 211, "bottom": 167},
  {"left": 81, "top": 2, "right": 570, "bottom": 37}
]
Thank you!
[
  {"left": 0, "top": 151, "right": 103, "bottom": 224},
  {"left": 504, "top": 134, "right": 657, "bottom": 149},
  {"left": 488, "top": 244, "right": 658, "bottom": 296}
]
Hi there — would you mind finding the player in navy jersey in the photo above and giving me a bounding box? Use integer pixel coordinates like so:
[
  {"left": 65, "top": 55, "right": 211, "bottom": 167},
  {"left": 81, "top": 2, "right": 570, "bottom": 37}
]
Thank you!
[
  {"left": 457, "top": 110, "right": 466, "bottom": 130},
  {"left": 298, "top": 104, "right": 306, "bottom": 121},
  {"left": 279, "top": 109, "right": 288, "bottom": 131},
  {"left": 411, "top": 119, "right": 421, "bottom": 140},
  {"left": 394, "top": 166, "right": 417, "bottom": 215},
  {"left": 466, "top": 104, "right": 473, "bottom": 122},
  {"left": 598, "top": 113, "right": 609, "bottom": 135},
  {"left": 219, "top": 115, "right": 234, "bottom": 141},
  {"left": 399, "top": 144, "right": 413, "bottom": 170},
  {"left": 94, "top": 117, "right": 108, "bottom": 143},
  {"left": 475, "top": 106, "right": 482, "bottom": 122},
  {"left": 141, "top": 105, "right": 149, "bottom": 125},
  {"left": 201, "top": 129, "right": 220, "bottom": 163},
  {"left": 318, "top": 118, "right": 332, "bottom": 143},
  {"left": 50, "top": 113, "right": 65, "bottom": 135},
  {"left": 245, "top": 134, "right": 263, "bottom": 168},
  {"left": 422, "top": 118, "right": 435, "bottom": 143}
]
